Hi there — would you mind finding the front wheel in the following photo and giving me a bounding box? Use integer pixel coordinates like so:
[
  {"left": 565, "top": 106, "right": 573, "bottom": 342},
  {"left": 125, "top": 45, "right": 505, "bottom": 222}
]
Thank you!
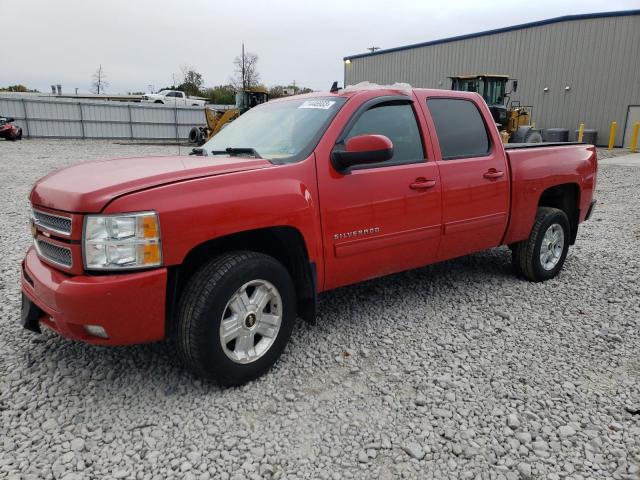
[
  {"left": 512, "top": 207, "right": 570, "bottom": 282},
  {"left": 176, "top": 251, "right": 296, "bottom": 385}
]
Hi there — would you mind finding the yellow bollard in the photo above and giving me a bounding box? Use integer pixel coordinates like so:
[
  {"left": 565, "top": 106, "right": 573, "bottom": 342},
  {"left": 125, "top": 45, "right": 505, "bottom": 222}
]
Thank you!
[
  {"left": 608, "top": 121, "right": 617, "bottom": 150},
  {"left": 577, "top": 122, "right": 585, "bottom": 143},
  {"left": 631, "top": 122, "right": 640, "bottom": 153}
]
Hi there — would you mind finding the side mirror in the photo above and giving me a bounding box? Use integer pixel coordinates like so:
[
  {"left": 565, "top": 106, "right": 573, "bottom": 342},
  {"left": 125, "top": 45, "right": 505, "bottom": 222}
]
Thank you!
[
  {"left": 512, "top": 80, "right": 518, "bottom": 93},
  {"left": 331, "top": 134, "right": 393, "bottom": 173}
]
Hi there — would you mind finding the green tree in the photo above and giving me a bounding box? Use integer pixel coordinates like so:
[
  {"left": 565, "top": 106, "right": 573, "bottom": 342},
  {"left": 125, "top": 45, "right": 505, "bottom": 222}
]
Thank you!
[
  {"left": 180, "top": 66, "right": 204, "bottom": 97},
  {"left": 204, "top": 85, "right": 235, "bottom": 104},
  {"left": 0, "top": 84, "right": 39, "bottom": 92}
]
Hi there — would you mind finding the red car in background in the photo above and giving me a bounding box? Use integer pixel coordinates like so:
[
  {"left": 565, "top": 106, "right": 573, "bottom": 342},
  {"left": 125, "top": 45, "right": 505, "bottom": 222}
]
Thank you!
[{"left": 0, "top": 116, "right": 23, "bottom": 140}]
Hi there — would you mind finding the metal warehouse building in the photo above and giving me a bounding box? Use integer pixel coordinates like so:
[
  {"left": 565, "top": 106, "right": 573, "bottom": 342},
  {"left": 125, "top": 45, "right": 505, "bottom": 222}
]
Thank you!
[{"left": 343, "top": 10, "right": 640, "bottom": 147}]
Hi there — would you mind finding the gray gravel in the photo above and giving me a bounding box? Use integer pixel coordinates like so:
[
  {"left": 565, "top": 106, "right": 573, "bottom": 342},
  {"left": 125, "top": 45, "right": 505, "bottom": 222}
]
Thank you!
[{"left": 1, "top": 139, "right": 639, "bottom": 479}]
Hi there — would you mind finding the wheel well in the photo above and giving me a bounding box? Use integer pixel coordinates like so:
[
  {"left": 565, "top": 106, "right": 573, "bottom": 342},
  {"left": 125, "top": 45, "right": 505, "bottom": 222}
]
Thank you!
[
  {"left": 166, "top": 227, "right": 316, "bottom": 337},
  {"left": 538, "top": 183, "right": 580, "bottom": 243}
]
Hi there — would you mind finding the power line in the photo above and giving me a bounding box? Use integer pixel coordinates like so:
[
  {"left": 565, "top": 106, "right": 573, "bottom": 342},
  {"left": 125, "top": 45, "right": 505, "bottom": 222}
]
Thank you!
[{"left": 367, "top": 46, "right": 381, "bottom": 52}]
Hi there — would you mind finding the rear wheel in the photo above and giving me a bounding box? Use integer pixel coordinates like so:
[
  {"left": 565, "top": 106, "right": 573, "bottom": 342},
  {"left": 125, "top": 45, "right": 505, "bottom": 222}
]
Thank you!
[
  {"left": 512, "top": 207, "right": 570, "bottom": 282},
  {"left": 176, "top": 251, "right": 296, "bottom": 385}
]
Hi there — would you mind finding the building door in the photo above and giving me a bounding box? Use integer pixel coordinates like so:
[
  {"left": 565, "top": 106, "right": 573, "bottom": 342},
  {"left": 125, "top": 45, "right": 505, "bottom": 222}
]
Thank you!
[{"left": 624, "top": 106, "right": 640, "bottom": 149}]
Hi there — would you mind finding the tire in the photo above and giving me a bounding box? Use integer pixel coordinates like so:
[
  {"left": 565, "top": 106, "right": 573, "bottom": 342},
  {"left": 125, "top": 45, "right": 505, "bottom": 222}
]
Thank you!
[
  {"left": 512, "top": 207, "right": 570, "bottom": 282},
  {"left": 524, "top": 130, "right": 543, "bottom": 143},
  {"left": 188, "top": 127, "right": 201, "bottom": 144},
  {"left": 15, "top": 128, "right": 22, "bottom": 140},
  {"left": 176, "top": 251, "right": 296, "bottom": 385}
]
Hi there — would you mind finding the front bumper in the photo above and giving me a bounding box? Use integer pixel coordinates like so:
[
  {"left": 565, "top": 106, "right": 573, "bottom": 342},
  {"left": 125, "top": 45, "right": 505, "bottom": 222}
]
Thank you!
[{"left": 21, "top": 247, "right": 167, "bottom": 345}]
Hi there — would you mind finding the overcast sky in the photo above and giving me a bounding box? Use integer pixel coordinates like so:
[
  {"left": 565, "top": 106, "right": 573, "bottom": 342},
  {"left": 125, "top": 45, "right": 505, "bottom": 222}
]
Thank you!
[{"left": 2, "top": 0, "right": 638, "bottom": 94}]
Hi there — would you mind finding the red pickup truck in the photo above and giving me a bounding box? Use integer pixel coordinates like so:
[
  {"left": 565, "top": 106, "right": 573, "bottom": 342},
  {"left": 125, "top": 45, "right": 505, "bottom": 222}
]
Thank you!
[{"left": 21, "top": 87, "right": 597, "bottom": 385}]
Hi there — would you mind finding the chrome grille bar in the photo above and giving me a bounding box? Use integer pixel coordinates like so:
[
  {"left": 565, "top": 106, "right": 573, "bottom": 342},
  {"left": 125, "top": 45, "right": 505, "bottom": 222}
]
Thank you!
[
  {"left": 33, "top": 209, "right": 72, "bottom": 236},
  {"left": 35, "top": 239, "right": 73, "bottom": 268}
]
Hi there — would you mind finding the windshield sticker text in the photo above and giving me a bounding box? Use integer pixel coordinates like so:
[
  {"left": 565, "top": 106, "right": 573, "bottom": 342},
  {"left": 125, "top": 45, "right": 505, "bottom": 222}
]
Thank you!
[{"left": 299, "top": 100, "right": 336, "bottom": 110}]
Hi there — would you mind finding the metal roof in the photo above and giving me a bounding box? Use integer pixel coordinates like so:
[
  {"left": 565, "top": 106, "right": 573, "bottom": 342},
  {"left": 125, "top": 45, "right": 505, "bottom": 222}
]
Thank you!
[{"left": 343, "top": 9, "right": 640, "bottom": 61}]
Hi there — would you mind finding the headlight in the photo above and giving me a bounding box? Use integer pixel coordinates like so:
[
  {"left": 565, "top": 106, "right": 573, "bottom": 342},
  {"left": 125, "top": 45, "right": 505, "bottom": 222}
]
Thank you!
[{"left": 83, "top": 211, "right": 162, "bottom": 270}]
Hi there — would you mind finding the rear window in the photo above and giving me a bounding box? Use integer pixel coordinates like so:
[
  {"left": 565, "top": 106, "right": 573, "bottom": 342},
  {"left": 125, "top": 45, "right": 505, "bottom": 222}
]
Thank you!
[{"left": 427, "top": 99, "right": 491, "bottom": 160}]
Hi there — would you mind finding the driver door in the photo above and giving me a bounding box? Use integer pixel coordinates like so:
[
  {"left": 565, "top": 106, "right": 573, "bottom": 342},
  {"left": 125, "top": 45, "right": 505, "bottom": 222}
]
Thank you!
[{"left": 317, "top": 97, "right": 442, "bottom": 290}]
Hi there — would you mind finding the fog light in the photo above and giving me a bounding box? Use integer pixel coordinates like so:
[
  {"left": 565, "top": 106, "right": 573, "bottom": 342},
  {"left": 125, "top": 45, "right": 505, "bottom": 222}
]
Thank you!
[{"left": 85, "top": 325, "right": 109, "bottom": 339}]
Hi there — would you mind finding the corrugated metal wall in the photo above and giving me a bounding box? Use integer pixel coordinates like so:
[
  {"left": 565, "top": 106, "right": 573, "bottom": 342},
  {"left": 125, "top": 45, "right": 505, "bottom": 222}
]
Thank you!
[
  {"left": 0, "top": 97, "right": 206, "bottom": 140},
  {"left": 345, "top": 14, "right": 640, "bottom": 146}
]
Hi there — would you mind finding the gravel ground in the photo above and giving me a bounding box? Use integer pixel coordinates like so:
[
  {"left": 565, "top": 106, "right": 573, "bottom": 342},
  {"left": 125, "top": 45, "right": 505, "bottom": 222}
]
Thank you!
[
  {"left": 595, "top": 148, "right": 635, "bottom": 160},
  {"left": 1, "top": 139, "right": 639, "bottom": 480}
]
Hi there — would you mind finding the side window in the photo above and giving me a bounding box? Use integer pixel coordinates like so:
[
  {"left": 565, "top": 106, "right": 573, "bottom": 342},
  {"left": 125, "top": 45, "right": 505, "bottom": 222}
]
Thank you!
[
  {"left": 345, "top": 102, "right": 424, "bottom": 165},
  {"left": 168, "top": 92, "right": 180, "bottom": 98},
  {"left": 427, "top": 99, "right": 491, "bottom": 160}
]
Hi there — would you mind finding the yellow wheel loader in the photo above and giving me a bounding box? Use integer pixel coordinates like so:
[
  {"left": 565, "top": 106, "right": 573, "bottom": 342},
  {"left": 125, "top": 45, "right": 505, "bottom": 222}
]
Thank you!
[
  {"left": 189, "top": 88, "right": 269, "bottom": 145},
  {"left": 450, "top": 74, "right": 542, "bottom": 144}
]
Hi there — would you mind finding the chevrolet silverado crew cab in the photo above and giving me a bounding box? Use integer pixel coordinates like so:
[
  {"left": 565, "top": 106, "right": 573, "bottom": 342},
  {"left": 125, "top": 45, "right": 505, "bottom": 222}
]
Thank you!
[
  {"left": 21, "top": 86, "right": 597, "bottom": 385},
  {"left": 141, "top": 90, "right": 206, "bottom": 107}
]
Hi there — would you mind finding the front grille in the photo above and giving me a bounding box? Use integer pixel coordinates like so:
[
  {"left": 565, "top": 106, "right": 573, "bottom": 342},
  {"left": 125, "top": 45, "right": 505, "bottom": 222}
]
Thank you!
[
  {"left": 36, "top": 239, "right": 72, "bottom": 268},
  {"left": 33, "top": 209, "right": 72, "bottom": 235}
]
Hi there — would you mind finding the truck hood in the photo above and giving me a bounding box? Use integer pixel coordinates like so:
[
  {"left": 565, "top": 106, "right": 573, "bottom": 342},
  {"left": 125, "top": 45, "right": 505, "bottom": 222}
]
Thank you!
[{"left": 30, "top": 155, "right": 274, "bottom": 213}]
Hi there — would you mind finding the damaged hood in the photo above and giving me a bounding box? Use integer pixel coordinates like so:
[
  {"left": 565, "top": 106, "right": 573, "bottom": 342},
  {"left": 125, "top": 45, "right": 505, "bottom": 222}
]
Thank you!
[{"left": 30, "top": 155, "right": 274, "bottom": 213}]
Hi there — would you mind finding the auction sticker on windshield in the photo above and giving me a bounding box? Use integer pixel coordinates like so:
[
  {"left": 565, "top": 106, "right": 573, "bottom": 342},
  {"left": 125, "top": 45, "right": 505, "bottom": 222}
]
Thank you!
[{"left": 298, "top": 100, "right": 336, "bottom": 109}]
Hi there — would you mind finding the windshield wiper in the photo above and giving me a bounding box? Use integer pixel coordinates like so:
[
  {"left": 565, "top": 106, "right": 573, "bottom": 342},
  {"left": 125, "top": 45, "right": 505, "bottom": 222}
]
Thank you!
[{"left": 209, "top": 147, "right": 262, "bottom": 158}]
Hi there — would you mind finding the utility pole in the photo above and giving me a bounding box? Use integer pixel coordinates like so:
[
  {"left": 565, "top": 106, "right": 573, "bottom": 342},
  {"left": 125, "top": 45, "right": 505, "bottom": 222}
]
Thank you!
[
  {"left": 241, "top": 42, "right": 246, "bottom": 90},
  {"left": 367, "top": 46, "right": 381, "bottom": 53},
  {"left": 292, "top": 80, "right": 297, "bottom": 94}
]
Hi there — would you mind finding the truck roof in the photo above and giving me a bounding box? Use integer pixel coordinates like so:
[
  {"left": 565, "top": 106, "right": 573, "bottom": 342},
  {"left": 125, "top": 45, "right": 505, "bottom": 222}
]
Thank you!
[{"left": 282, "top": 84, "right": 480, "bottom": 101}]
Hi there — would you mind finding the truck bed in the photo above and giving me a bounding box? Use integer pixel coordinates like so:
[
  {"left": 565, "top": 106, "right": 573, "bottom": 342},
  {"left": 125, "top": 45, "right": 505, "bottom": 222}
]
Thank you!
[{"left": 502, "top": 143, "right": 597, "bottom": 245}]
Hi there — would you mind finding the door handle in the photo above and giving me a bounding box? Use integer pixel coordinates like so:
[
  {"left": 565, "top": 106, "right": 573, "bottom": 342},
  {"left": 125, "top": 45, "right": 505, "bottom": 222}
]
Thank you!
[
  {"left": 409, "top": 178, "right": 437, "bottom": 190},
  {"left": 483, "top": 169, "right": 504, "bottom": 180}
]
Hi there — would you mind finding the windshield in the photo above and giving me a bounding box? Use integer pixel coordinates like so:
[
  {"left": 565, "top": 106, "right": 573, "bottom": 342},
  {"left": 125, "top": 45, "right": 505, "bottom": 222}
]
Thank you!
[
  {"left": 484, "top": 79, "right": 506, "bottom": 105},
  {"left": 201, "top": 97, "right": 346, "bottom": 163},
  {"left": 452, "top": 78, "right": 484, "bottom": 94}
]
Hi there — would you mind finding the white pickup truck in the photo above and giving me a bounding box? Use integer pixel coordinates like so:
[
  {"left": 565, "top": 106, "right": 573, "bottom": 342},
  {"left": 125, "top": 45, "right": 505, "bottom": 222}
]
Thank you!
[{"left": 141, "top": 90, "right": 206, "bottom": 107}]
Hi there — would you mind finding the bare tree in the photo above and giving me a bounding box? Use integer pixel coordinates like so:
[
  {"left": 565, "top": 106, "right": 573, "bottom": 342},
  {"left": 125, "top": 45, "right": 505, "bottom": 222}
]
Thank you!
[
  {"left": 231, "top": 44, "right": 260, "bottom": 90},
  {"left": 91, "top": 65, "right": 109, "bottom": 94}
]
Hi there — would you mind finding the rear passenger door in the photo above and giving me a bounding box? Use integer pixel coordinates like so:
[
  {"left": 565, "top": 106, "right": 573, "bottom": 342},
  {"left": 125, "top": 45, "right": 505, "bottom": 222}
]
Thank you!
[{"left": 419, "top": 95, "right": 509, "bottom": 261}]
